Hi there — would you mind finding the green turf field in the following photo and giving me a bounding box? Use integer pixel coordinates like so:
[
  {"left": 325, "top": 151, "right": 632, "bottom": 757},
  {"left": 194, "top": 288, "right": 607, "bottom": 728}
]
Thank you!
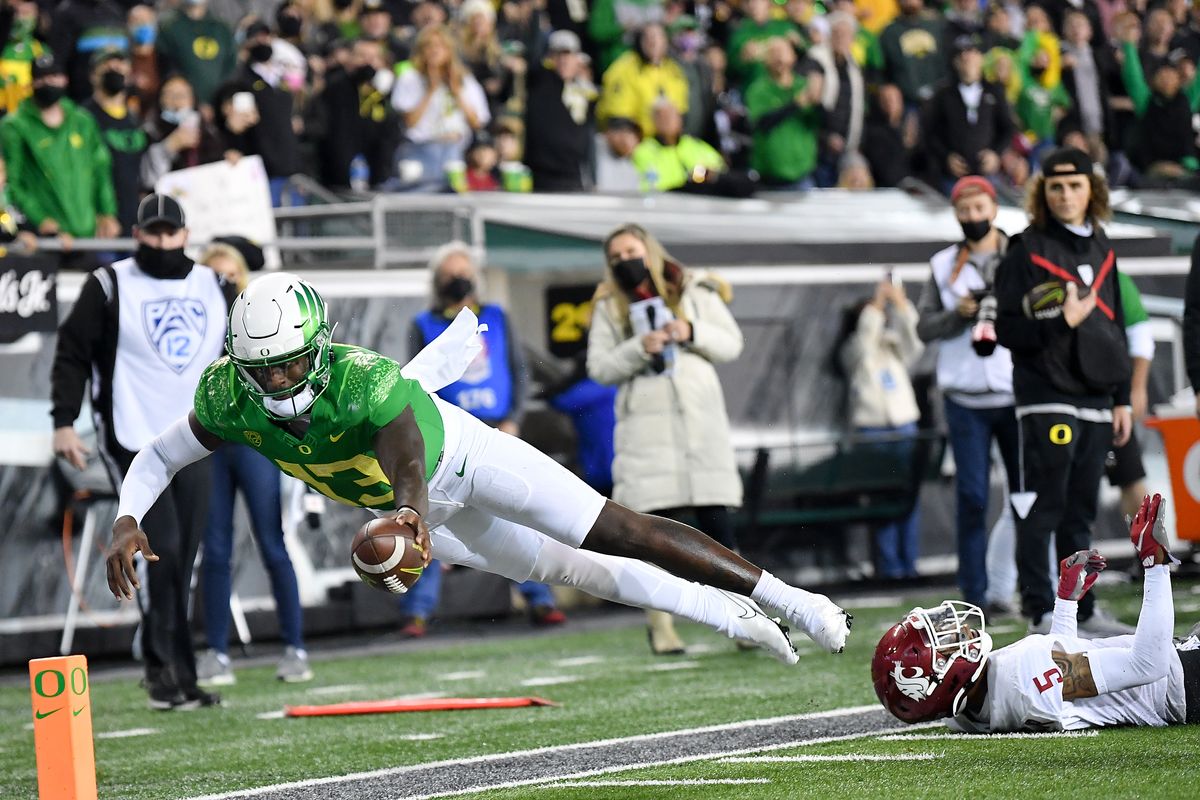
[{"left": 2, "top": 579, "right": 1198, "bottom": 799}]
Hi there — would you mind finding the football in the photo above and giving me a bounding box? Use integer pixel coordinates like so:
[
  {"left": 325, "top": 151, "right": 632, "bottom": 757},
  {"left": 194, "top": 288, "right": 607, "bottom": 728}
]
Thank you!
[
  {"left": 350, "top": 517, "right": 426, "bottom": 594},
  {"left": 1021, "top": 280, "right": 1087, "bottom": 320}
]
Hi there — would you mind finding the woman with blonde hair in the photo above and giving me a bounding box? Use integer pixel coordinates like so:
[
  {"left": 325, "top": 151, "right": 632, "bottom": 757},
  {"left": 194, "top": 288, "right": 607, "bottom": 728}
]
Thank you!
[
  {"left": 391, "top": 24, "right": 491, "bottom": 190},
  {"left": 587, "top": 223, "right": 747, "bottom": 654}
]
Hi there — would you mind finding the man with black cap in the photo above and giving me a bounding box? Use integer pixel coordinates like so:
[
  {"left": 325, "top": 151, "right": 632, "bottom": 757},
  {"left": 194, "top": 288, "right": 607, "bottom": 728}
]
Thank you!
[
  {"left": 995, "top": 147, "right": 1135, "bottom": 638},
  {"left": 51, "top": 193, "right": 235, "bottom": 710},
  {"left": 0, "top": 52, "right": 120, "bottom": 263},
  {"left": 524, "top": 30, "right": 596, "bottom": 191}
]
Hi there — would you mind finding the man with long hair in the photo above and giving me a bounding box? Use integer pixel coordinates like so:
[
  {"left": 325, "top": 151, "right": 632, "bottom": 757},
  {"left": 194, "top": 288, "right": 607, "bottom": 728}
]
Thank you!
[{"left": 994, "top": 147, "right": 1134, "bottom": 638}]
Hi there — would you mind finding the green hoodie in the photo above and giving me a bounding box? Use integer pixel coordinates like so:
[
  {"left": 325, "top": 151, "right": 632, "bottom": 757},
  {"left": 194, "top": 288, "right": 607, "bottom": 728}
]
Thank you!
[{"left": 0, "top": 98, "right": 116, "bottom": 236}]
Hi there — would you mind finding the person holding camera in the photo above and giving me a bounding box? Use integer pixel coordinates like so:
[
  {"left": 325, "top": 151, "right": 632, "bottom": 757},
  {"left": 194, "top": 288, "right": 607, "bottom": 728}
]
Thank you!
[
  {"left": 995, "top": 146, "right": 1134, "bottom": 637},
  {"left": 916, "top": 175, "right": 1019, "bottom": 616},
  {"left": 838, "top": 274, "right": 925, "bottom": 581},
  {"left": 587, "top": 223, "right": 745, "bottom": 655}
]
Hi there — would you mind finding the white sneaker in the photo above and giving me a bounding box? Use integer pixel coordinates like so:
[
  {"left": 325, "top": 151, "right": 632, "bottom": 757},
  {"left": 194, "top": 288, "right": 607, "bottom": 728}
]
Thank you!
[
  {"left": 276, "top": 646, "right": 314, "bottom": 683},
  {"left": 785, "top": 596, "right": 852, "bottom": 654},
  {"left": 196, "top": 649, "right": 235, "bottom": 687},
  {"left": 1077, "top": 607, "right": 1136, "bottom": 638},
  {"left": 718, "top": 592, "right": 799, "bottom": 665}
]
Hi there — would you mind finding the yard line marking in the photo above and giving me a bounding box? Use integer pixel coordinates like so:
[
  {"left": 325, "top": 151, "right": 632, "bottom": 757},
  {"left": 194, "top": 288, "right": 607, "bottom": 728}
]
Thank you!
[
  {"left": 307, "top": 684, "right": 367, "bottom": 696},
  {"left": 547, "top": 779, "right": 772, "bottom": 788},
  {"left": 397, "top": 722, "right": 944, "bottom": 800},
  {"left": 96, "top": 728, "right": 159, "bottom": 739},
  {"left": 986, "top": 624, "right": 1020, "bottom": 635},
  {"left": 721, "top": 753, "right": 941, "bottom": 762},
  {"left": 645, "top": 661, "right": 701, "bottom": 672},
  {"left": 441, "top": 671, "right": 486, "bottom": 681},
  {"left": 685, "top": 643, "right": 720, "bottom": 654},
  {"left": 553, "top": 656, "right": 605, "bottom": 667},
  {"left": 255, "top": 711, "right": 286, "bottom": 720},
  {"left": 397, "top": 692, "right": 449, "bottom": 700},
  {"left": 520, "top": 676, "right": 578, "bottom": 687},
  {"left": 183, "top": 704, "right": 893, "bottom": 800},
  {"left": 878, "top": 730, "right": 1100, "bottom": 741},
  {"left": 399, "top": 734, "right": 445, "bottom": 742}
]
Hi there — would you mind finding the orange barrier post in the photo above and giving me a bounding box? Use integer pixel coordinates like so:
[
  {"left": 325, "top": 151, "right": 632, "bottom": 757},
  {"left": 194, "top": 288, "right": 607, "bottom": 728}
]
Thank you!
[
  {"left": 1144, "top": 415, "right": 1200, "bottom": 542},
  {"left": 28, "top": 655, "right": 97, "bottom": 800}
]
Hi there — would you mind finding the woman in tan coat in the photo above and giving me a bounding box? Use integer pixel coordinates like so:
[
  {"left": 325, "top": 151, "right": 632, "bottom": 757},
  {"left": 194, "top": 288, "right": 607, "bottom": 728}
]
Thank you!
[{"left": 587, "top": 223, "right": 746, "bottom": 654}]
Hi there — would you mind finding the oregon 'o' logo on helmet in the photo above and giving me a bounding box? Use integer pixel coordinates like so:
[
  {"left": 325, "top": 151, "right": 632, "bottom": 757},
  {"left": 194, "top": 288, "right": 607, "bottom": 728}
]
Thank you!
[{"left": 244, "top": 430, "right": 262, "bottom": 447}]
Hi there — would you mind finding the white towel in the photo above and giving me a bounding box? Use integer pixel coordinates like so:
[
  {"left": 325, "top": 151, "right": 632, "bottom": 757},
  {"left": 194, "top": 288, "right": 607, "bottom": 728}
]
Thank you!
[{"left": 399, "top": 307, "right": 489, "bottom": 393}]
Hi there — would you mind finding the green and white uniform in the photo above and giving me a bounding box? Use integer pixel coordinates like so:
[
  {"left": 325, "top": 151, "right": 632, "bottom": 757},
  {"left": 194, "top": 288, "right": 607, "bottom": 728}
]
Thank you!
[{"left": 194, "top": 345, "right": 445, "bottom": 511}]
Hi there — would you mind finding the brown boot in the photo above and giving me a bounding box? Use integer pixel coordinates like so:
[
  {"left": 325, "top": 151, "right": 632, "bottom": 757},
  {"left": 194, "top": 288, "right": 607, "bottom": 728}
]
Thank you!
[{"left": 645, "top": 610, "right": 686, "bottom": 655}]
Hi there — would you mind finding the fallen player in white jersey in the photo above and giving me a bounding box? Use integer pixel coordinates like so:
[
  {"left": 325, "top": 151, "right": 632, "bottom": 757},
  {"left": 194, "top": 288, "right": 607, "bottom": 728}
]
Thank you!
[{"left": 872, "top": 493, "right": 1200, "bottom": 731}]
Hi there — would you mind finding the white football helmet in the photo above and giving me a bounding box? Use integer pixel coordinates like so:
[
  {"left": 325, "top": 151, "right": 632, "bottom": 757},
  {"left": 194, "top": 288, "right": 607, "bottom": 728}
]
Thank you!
[{"left": 226, "top": 272, "right": 333, "bottom": 419}]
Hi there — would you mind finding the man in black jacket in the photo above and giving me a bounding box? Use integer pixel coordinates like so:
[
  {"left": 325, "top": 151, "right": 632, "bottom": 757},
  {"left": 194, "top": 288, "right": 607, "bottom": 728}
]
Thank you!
[
  {"left": 314, "top": 37, "right": 400, "bottom": 189},
  {"left": 995, "top": 147, "right": 1135, "bottom": 637},
  {"left": 523, "top": 30, "right": 596, "bottom": 192},
  {"left": 922, "top": 35, "right": 1015, "bottom": 193},
  {"left": 51, "top": 194, "right": 235, "bottom": 710}
]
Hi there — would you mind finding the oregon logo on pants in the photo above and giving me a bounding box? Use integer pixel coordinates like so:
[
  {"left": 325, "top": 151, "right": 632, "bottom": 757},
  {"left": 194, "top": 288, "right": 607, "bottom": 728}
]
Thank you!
[{"left": 1049, "top": 423, "right": 1073, "bottom": 445}]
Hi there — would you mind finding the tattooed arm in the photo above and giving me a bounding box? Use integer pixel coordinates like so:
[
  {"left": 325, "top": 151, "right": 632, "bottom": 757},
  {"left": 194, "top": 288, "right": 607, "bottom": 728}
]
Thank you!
[{"left": 1050, "top": 650, "right": 1099, "bottom": 700}]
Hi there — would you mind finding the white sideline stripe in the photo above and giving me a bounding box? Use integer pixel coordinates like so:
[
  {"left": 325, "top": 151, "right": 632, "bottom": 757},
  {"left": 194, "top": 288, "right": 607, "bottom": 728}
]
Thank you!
[
  {"left": 96, "top": 728, "right": 159, "bottom": 739},
  {"left": 986, "top": 624, "right": 1020, "bottom": 635},
  {"left": 441, "top": 671, "right": 486, "bottom": 681},
  {"left": 878, "top": 730, "right": 1100, "bottom": 741},
  {"left": 843, "top": 595, "right": 903, "bottom": 609},
  {"left": 397, "top": 722, "right": 944, "bottom": 800},
  {"left": 183, "top": 704, "right": 888, "bottom": 800},
  {"left": 685, "top": 643, "right": 719, "bottom": 654},
  {"left": 308, "top": 684, "right": 367, "bottom": 696},
  {"left": 519, "top": 676, "right": 578, "bottom": 687},
  {"left": 553, "top": 656, "right": 605, "bottom": 667},
  {"left": 255, "top": 711, "right": 287, "bottom": 720},
  {"left": 547, "top": 779, "right": 772, "bottom": 788},
  {"left": 645, "top": 661, "right": 701, "bottom": 672},
  {"left": 721, "top": 753, "right": 941, "bottom": 763},
  {"left": 400, "top": 734, "right": 445, "bottom": 742}
]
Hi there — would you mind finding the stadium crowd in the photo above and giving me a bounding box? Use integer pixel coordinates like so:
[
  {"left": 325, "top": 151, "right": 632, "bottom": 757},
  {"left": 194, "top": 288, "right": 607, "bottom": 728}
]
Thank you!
[{"left": 1, "top": 0, "right": 1199, "bottom": 237}]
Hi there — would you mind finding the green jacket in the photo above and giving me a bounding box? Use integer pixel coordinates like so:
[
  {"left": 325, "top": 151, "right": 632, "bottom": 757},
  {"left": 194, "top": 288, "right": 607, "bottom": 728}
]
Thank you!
[
  {"left": 1119, "top": 41, "right": 1200, "bottom": 117},
  {"left": 745, "top": 74, "right": 820, "bottom": 182},
  {"left": 0, "top": 98, "right": 116, "bottom": 236},
  {"left": 157, "top": 11, "right": 238, "bottom": 103},
  {"left": 632, "top": 135, "right": 725, "bottom": 191},
  {"left": 727, "top": 19, "right": 804, "bottom": 88}
]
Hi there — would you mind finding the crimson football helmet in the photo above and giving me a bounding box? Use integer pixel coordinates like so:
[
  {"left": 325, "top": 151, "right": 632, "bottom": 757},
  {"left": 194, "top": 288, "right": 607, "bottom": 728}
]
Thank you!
[{"left": 872, "top": 600, "right": 993, "bottom": 723}]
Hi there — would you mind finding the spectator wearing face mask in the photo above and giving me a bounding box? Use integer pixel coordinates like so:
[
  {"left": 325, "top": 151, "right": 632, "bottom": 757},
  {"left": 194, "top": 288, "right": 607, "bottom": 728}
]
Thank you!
[
  {"left": 0, "top": 53, "right": 119, "bottom": 256},
  {"left": 314, "top": 36, "right": 400, "bottom": 189},
  {"left": 395, "top": 241, "right": 568, "bottom": 638},
  {"left": 157, "top": 0, "right": 238, "bottom": 106},
  {"left": 141, "top": 75, "right": 225, "bottom": 189},
  {"left": 126, "top": 4, "right": 162, "bottom": 115},
  {"left": 84, "top": 49, "right": 146, "bottom": 236}
]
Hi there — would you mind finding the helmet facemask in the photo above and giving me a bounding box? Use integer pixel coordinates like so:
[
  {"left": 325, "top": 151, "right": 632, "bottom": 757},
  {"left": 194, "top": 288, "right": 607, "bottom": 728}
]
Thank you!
[
  {"left": 225, "top": 274, "right": 336, "bottom": 420},
  {"left": 903, "top": 601, "right": 993, "bottom": 716}
]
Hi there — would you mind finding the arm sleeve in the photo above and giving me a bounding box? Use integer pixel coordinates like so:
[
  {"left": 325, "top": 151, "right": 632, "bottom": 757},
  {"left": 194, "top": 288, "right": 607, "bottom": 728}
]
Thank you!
[
  {"left": 915, "top": 270, "right": 967, "bottom": 342},
  {"left": 50, "top": 272, "right": 108, "bottom": 429},
  {"left": 115, "top": 415, "right": 214, "bottom": 525},
  {"left": 1125, "top": 321, "right": 1155, "bottom": 361},
  {"left": 586, "top": 297, "right": 651, "bottom": 384},
  {"left": 686, "top": 284, "right": 744, "bottom": 364},
  {"left": 1120, "top": 42, "right": 1151, "bottom": 116},
  {"left": 1049, "top": 597, "right": 1079, "bottom": 638},
  {"left": 894, "top": 301, "right": 925, "bottom": 368},
  {"left": 841, "top": 303, "right": 884, "bottom": 372}
]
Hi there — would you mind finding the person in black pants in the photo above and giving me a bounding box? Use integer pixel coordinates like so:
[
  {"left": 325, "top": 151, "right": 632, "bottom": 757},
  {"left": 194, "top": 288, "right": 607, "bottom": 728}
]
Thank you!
[
  {"left": 995, "top": 147, "right": 1134, "bottom": 638},
  {"left": 1183, "top": 233, "right": 1200, "bottom": 415},
  {"left": 50, "top": 195, "right": 234, "bottom": 710}
]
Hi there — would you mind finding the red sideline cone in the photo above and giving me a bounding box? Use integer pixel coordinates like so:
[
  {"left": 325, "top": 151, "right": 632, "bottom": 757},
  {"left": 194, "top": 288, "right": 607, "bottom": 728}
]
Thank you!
[{"left": 285, "top": 696, "right": 559, "bottom": 717}]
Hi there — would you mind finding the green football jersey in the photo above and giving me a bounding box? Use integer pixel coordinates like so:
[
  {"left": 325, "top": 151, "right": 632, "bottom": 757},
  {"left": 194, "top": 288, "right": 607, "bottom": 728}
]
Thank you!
[{"left": 194, "top": 344, "right": 445, "bottom": 510}]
